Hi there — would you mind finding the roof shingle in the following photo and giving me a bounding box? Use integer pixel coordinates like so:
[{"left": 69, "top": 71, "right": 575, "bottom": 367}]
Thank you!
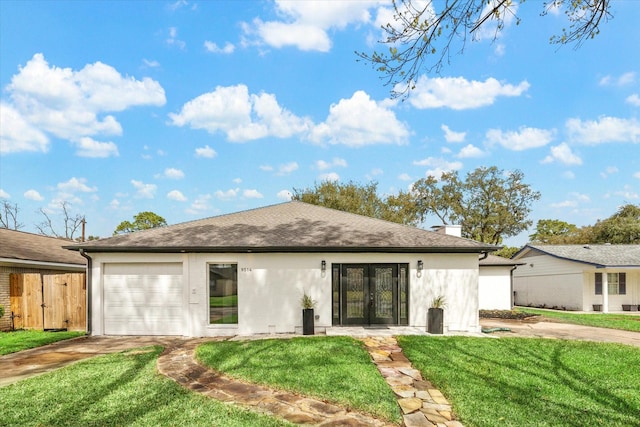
[
  {"left": 0, "top": 229, "right": 86, "bottom": 266},
  {"left": 67, "top": 201, "right": 498, "bottom": 253},
  {"left": 516, "top": 244, "right": 640, "bottom": 267}
]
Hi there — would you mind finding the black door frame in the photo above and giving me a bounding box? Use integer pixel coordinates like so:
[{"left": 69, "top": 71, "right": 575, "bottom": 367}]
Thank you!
[{"left": 332, "top": 263, "right": 409, "bottom": 326}]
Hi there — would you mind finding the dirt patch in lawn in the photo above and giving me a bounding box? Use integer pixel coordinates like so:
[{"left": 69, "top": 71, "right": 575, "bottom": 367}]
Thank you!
[{"left": 479, "top": 310, "right": 540, "bottom": 321}]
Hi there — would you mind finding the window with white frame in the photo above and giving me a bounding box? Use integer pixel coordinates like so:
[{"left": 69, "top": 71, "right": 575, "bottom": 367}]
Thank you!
[
  {"left": 595, "top": 272, "right": 626, "bottom": 295},
  {"left": 209, "top": 263, "right": 238, "bottom": 324}
]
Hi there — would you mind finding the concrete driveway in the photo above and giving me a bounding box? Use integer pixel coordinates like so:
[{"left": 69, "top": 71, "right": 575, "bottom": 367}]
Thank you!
[
  {"left": 480, "top": 318, "right": 640, "bottom": 347},
  {"left": 0, "top": 335, "right": 185, "bottom": 387}
]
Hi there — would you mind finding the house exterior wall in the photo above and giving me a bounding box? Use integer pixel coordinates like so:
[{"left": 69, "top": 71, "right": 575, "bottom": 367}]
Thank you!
[
  {"left": 583, "top": 269, "right": 640, "bottom": 311},
  {"left": 512, "top": 254, "right": 584, "bottom": 310},
  {"left": 87, "top": 251, "right": 481, "bottom": 337},
  {"left": 478, "top": 266, "right": 513, "bottom": 310}
]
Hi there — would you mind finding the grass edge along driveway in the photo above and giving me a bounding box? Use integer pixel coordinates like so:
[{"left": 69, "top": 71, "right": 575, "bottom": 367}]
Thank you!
[
  {"left": 0, "top": 345, "right": 292, "bottom": 427},
  {"left": 399, "top": 336, "right": 640, "bottom": 427},
  {"left": 516, "top": 307, "right": 640, "bottom": 332},
  {"left": 0, "top": 330, "right": 85, "bottom": 356}
]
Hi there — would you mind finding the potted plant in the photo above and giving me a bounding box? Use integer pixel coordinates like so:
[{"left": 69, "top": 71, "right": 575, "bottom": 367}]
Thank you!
[
  {"left": 301, "top": 293, "right": 316, "bottom": 335},
  {"left": 427, "top": 295, "right": 445, "bottom": 334}
]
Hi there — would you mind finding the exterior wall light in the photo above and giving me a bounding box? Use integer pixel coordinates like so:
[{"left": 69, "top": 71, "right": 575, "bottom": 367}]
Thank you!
[
  {"left": 321, "top": 260, "right": 326, "bottom": 272},
  {"left": 417, "top": 260, "right": 423, "bottom": 272}
]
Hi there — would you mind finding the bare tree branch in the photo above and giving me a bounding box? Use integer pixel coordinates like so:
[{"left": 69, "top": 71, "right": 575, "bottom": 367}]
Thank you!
[{"left": 0, "top": 200, "right": 24, "bottom": 230}]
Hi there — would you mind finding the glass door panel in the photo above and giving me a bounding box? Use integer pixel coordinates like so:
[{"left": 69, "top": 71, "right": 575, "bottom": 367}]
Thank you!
[
  {"left": 371, "top": 265, "right": 397, "bottom": 324},
  {"left": 341, "top": 265, "right": 367, "bottom": 324}
]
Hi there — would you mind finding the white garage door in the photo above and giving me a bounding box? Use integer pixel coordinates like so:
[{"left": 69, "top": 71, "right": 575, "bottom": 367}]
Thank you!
[{"left": 103, "top": 263, "right": 183, "bottom": 335}]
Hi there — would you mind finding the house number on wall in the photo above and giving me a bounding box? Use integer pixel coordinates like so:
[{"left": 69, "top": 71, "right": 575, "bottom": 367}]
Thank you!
[{"left": 241, "top": 267, "right": 252, "bottom": 272}]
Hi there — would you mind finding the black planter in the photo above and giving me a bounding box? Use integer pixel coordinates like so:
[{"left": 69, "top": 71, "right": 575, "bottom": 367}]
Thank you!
[
  {"left": 427, "top": 307, "right": 444, "bottom": 334},
  {"left": 302, "top": 308, "right": 315, "bottom": 335},
  {"left": 593, "top": 304, "right": 602, "bottom": 312},
  {"left": 622, "top": 304, "right": 632, "bottom": 311}
]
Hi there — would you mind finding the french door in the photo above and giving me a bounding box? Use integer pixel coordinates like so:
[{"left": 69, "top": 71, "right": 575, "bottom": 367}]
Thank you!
[{"left": 333, "top": 263, "right": 408, "bottom": 326}]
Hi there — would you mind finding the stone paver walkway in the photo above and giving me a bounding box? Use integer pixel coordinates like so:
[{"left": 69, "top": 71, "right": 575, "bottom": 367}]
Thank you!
[
  {"left": 157, "top": 338, "right": 393, "bottom": 426},
  {"left": 361, "top": 337, "right": 463, "bottom": 427},
  {"left": 157, "top": 336, "right": 463, "bottom": 427}
]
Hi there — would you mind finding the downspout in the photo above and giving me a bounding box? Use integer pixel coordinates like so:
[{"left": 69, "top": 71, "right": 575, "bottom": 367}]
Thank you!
[
  {"left": 479, "top": 251, "right": 489, "bottom": 261},
  {"left": 510, "top": 265, "right": 518, "bottom": 308},
  {"left": 79, "top": 249, "right": 92, "bottom": 335}
]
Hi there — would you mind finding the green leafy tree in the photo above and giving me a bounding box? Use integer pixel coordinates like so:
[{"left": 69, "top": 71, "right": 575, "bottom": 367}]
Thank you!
[
  {"left": 113, "top": 211, "right": 167, "bottom": 235},
  {"left": 292, "top": 181, "right": 421, "bottom": 226},
  {"left": 530, "top": 219, "right": 580, "bottom": 243},
  {"left": 591, "top": 204, "right": 640, "bottom": 244},
  {"left": 358, "top": 0, "right": 612, "bottom": 97},
  {"left": 409, "top": 166, "right": 540, "bottom": 245}
]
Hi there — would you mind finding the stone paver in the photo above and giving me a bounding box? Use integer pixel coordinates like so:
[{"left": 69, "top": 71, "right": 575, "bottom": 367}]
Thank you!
[
  {"left": 157, "top": 339, "right": 393, "bottom": 426},
  {"left": 360, "top": 336, "right": 464, "bottom": 427}
]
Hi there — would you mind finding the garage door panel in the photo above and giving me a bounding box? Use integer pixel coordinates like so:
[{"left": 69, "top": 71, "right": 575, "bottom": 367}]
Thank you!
[{"left": 103, "top": 263, "right": 183, "bottom": 336}]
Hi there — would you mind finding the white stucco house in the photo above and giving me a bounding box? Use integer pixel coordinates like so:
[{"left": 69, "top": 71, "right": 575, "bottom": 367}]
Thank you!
[
  {"left": 66, "top": 202, "right": 498, "bottom": 337},
  {"left": 512, "top": 244, "right": 640, "bottom": 312},
  {"left": 478, "top": 254, "right": 523, "bottom": 310}
]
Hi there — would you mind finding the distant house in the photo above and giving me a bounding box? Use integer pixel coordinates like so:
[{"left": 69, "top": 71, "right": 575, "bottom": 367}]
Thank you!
[
  {"left": 512, "top": 244, "right": 640, "bottom": 312},
  {"left": 0, "top": 229, "right": 86, "bottom": 331},
  {"left": 479, "top": 254, "right": 523, "bottom": 310},
  {"left": 67, "top": 201, "right": 499, "bottom": 337}
]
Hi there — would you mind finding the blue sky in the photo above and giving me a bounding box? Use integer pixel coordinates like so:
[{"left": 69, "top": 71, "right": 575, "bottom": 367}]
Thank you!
[{"left": 1, "top": 1, "right": 639, "bottom": 246}]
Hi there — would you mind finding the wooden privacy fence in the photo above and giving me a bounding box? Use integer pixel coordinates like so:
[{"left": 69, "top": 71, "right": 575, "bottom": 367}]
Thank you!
[{"left": 9, "top": 272, "right": 86, "bottom": 331}]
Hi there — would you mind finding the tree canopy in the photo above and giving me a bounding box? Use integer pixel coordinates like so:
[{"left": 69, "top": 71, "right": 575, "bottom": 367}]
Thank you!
[
  {"left": 292, "top": 181, "right": 420, "bottom": 226},
  {"left": 113, "top": 211, "right": 168, "bottom": 235},
  {"left": 408, "top": 166, "right": 540, "bottom": 245},
  {"left": 358, "top": 0, "right": 612, "bottom": 97}
]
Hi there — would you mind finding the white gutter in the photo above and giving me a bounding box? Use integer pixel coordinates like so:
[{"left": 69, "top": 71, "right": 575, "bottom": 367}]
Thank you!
[{"left": 0, "top": 257, "right": 85, "bottom": 270}]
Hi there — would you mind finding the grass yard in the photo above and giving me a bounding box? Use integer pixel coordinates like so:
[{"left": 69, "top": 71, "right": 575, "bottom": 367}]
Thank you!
[
  {"left": 399, "top": 336, "right": 640, "bottom": 427},
  {"left": 196, "top": 336, "right": 402, "bottom": 424},
  {"left": 0, "top": 346, "right": 291, "bottom": 427},
  {"left": 0, "top": 330, "right": 86, "bottom": 355},
  {"left": 516, "top": 307, "right": 640, "bottom": 332}
]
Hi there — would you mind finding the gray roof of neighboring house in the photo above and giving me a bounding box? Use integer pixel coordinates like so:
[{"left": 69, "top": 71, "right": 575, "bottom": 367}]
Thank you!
[
  {"left": 66, "top": 201, "right": 499, "bottom": 254},
  {"left": 513, "top": 244, "right": 640, "bottom": 268},
  {"left": 0, "top": 228, "right": 87, "bottom": 266},
  {"left": 480, "top": 254, "right": 524, "bottom": 267}
]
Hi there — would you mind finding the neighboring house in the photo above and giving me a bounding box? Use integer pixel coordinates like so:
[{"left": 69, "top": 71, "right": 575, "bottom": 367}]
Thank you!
[
  {"left": 0, "top": 229, "right": 87, "bottom": 331},
  {"left": 67, "top": 201, "right": 498, "bottom": 337},
  {"left": 512, "top": 244, "right": 640, "bottom": 312},
  {"left": 478, "top": 254, "right": 523, "bottom": 310}
]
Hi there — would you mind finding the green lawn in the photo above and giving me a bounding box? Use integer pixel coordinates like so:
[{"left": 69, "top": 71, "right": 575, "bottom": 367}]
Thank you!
[
  {"left": 516, "top": 307, "right": 640, "bottom": 332},
  {"left": 210, "top": 294, "right": 238, "bottom": 307},
  {"left": 399, "top": 336, "right": 640, "bottom": 427},
  {"left": 0, "top": 330, "right": 86, "bottom": 355},
  {"left": 0, "top": 346, "right": 291, "bottom": 427},
  {"left": 196, "top": 336, "right": 402, "bottom": 424}
]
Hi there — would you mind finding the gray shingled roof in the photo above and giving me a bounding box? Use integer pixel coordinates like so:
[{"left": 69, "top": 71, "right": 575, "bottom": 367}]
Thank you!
[
  {"left": 480, "top": 254, "right": 524, "bottom": 266},
  {"left": 0, "top": 228, "right": 86, "bottom": 266},
  {"left": 67, "top": 201, "right": 498, "bottom": 253},
  {"left": 515, "top": 244, "right": 640, "bottom": 268}
]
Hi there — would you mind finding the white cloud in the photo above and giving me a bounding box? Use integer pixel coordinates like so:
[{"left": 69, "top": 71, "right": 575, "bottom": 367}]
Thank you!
[
  {"left": 186, "top": 194, "right": 212, "bottom": 215},
  {"left": 167, "top": 190, "right": 187, "bottom": 201},
  {"left": 405, "top": 75, "right": 529, "bottom": 110},
  {"left": 472, "top": 0, "right": 519, "bottom": 41},
  {"left": 541, "top": 143, "right": 582, "bottom": 165},
  {"left": 142, "top": 59, "right": 160, "bottom": 68},
  {"left": 309, "top": 91, "right": 409, "bottom": 146},
  {"left": 131, "top": 179, "right": 156, "bottom": 199},
  {"left": 247, "top": 1, "right": 377, "bottom": 52},
  {"left": 58, "top": 177, "right": 97, "bottom": 193},
  {"left": 163, "top": 168, "right": 185, "bottom": 179},
  {"left": 0, "top": 189, "right": 10, "bottom": 198},
  {"left": 0, "top": 102, "right": 49, "bottom": 154},
  {"left": 551, "top": 200, "right": 577, "bottom": 208},
  {"left": 566, "top": 116, "right": 640, "bottom": 145},
  {"left": 215, "top": 188, "right": 239, "bottom": 200},
  {"left": 243, "top": 189, "right": 264, "bottom": 199},
  {"left": 24, "top": 189, "right": 44, "bottom": 201},
  {"left": 599, "top": 72, "right": 636, "bottom": 86},
  {"left": 277, "top": 189, "right": 292, "bottom": 200},
  {"left": 204, "top": 40, "right": 235, "bottom": 54},
  {"left": 319, "top": 172, "right": 340, "bottom": 181},
  {"left": 600, "top": 166, "right": 619, "bottom": 179},
  {"left": 634, "top": 171, "right": 640, "bottom": 179},
  {"left": 316, "top": 157, "right": 347, "bottom": 170},
  {"left": 413, "top": 157, "right": 463, "bottom": 178},
  {"left": 441, "top": 124, "right": 466, "bottom": 143},
  {"left": 485, "top": 126, "right": 555, "bottom": 151},
  {"left": 74, "top": 137, "right": 119, "bottom": 158},
  {"left": 276, "top": 162, "right": 299, "bottom": 176},
  {"left": 398, "top": 173, "right": 412, "bottom": 181},
  {"left": 260, "top": 165, "right": 274, "bottom": 172},
  {"left": 167, "top": 27, "right": 186, "bottom": 49},
  {"left": 457, "top": 144, "right": 484, "bottom": 158},
  {"left": 2, "top": 53, "right": 165, "bottom": 154},
  {"left": 169, "top": 84, "right": 311, "bottom": 142},
  {"left": 626, "top": 94, "right": 640, "bottom": 107},
  {"left": 612, "top": 185, "right": 639, "bottom": 199},
  {"left": 195, "top": 145, "right": 217, "bottom": 158}
]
